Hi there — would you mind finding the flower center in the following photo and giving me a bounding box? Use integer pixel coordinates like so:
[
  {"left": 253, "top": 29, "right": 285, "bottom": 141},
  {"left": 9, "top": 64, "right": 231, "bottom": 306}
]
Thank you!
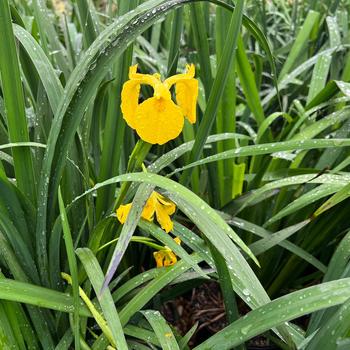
[{"left": 153, "top": 82, "right": 171, "bottom": 101}]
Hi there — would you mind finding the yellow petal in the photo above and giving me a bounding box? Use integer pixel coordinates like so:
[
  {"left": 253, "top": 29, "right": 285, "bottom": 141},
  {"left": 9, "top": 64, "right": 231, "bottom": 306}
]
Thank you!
[
  {"left": 164, "top": 64, "right": 198, "bottom": 123},
  {"left": 121, "top": 80, "right": 140, "bottom": 129},
  {"left": 153, "top": 250, "right": 178, "bottom": 268},
  {"left": 154, "top": 192, "right": 176, "bottom": 215},
  {"left": 176, "top": 79, "right": 198, "bottom": 123},
  {"left": 164, "top": 204, "right": 176, "bottom": 216},
  {"left": 163, "top": 251, "right": 177, "bottom": 266},
  {"left": 141, "top": 193, "right": 157, "bottom": 222},
  {"left": 128, "top": 64, "right": 138, "bottom": 78},
  {"left": 121, "top": 65, "right": 163, "bottom": 129},
  {"left": 174, "top": 237, "right": 181, "bottom": 245},
  {"left": 164, "top": 64, "right": 196, "bottom": 86},
  {"left": 155, "top": 203, "right": 173, "bottom": 233},
  {"left": 153, "top": 251, "right": 166, "bottom": 268},
  {"left": 134, "top": 97, "right": 184, "bottom": 145},
  {"left": 129, "top": 65, "right": 160, "bottom": 86},
  {"left": 116, "top": 203, "right": 132, "bottom": 224}
]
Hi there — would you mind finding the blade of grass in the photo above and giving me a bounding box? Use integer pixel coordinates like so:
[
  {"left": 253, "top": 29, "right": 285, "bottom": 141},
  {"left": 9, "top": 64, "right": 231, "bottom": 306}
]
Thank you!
[
  {"left": 76, "top": 248, "right": 128, "bottom": 350},
  {"left": 13, "top": 24, "right": 64, "bottom": 114},
  {"left": 0, "top": 233, "right": 55, "bottom": 349},
  {"left": 0, "top": 302, "right": 19, "bottom": 350},
  {"left": 0, "top": 0, "right": 36, "bottom": 202},
  {"left": 172, "top": 139, "right": 350, "bottom": 174},
  {"left": 306, "top": 53, "right": 332, "bottom": 104},
  {"left": 138, "top": 220, "right": 209, "bottom": 279},
  {"left": 313, "top": 182, "right": 350, "bottom": 217},
  {"left": 31, "top": 0, "right": 71, "bottom": 78},
  {"left": 58, "top": 188, "right": 80, "bottom": 350},
  {"left": 141, "top": 310, "right": 180, "bottom": 350},
  {"left": 119, "top": 255, "right": 204, "bottom": 325},
  {"left": 249, "top": 220, "right": 310, "bottom": 256},
  {"left": 167, "top": 8, "right": 183, "bottom": 75},
  {"left": 215, "top": 3, "right": 237, "bottom": 206},
  {"left": 76, "top": 0, "right": 99, "bottom": 48},
  {"left": 306, "top": 297, "right": 350, "bottom": 350},
  {"left": 308, "top": 229, "right": 350, "bottom": 334},
  {"left": 237, "top": 36, "right": 265, "bottom": 127},
  {"left": 189, "top": 3, "right": 213, "bottom": 96},
  {"left": 263, "top": 46, "right": 340, "bottom": 106},
  {"left": 306, "top": 80, "right": 350, "bottom": 110},
  {"left": 148, "top": 133, "right": 250, "bottom": 174},
  {"left": 278, "top": 10, "right": 320, "bottom": 81},
  {"left": 227, "top": 217, "right": 326, "bottom": 272},
  {"left": 265, "top": 183, "right": 342, "bottom": 226},
  {"left": 0, "top": 278, "right": 90, "bottom": 316},
  {"left": 179, "top": 322, "right": 198, "bottom": 350}
]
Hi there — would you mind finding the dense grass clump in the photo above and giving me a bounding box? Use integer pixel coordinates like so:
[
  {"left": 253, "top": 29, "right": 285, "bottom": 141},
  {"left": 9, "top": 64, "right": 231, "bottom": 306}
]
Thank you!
[{"left": 0, "top": 0, "right": 350, "bottom": 349}]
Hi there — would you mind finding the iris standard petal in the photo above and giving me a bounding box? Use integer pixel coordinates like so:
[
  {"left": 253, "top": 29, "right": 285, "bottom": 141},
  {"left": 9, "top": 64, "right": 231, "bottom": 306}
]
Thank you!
[
  {"left": 134, "top": 97, "right": 184, "bottom": 145},
  {"left": 176, "top": 79, "right": 198, "bottom": 123},
  {"left": 120, "top": 80, "right": 141, "bottom": 129},
  {"left": 163, "top": 64, "right": 198, "bottom": 123}
]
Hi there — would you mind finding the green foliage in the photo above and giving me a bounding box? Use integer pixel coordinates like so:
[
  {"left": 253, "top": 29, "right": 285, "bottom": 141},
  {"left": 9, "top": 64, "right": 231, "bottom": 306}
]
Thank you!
[{"left": 0, "top": 0, "right": 350, "bottom": 348}]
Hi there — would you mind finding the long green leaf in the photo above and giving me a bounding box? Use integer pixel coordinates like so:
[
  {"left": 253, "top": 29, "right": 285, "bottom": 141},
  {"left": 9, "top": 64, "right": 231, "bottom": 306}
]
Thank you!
[
  {"left": 172, "top": 139, "right": 350, "bottom": 173},
  {"left": 58, "top": 188, "right": 80, "bottom": 350},
  {"left": 13, "top": 24, "right": 63, "bottom": 114},
  {"left": 0, "top": 0, "right": 36, "bottom": 202},
  {"left": 278, "top": 10, "right": 320, "bottom": 80},
  {"left": 141, "top": 310, "right": 180, "bottom": 350},
  {"left": 76, "top": 248, "right": 128, "bottom": 350},
  {"left": 0, "top": 278, "right": 90, "bottom": 316}
]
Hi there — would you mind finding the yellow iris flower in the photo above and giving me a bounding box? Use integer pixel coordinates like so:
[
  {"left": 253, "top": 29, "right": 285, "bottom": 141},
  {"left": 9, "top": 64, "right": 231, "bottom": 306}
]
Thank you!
[
  {"left": 52, "top": 0, "right": 66, "bottom": 14},
  {"left": 153, "top": 237, "right": 181, "bottom": 268},
  {"left": 121, "top": 64, "right": 198, "bottom": 145},
  {"left": 116, "top": 191, "right": 176, "bottom": 233}
]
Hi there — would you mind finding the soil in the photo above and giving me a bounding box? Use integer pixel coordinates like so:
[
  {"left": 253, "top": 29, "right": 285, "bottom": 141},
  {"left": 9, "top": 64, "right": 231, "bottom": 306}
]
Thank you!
[{"left": 161, "top": 281, "right": 279, "bottom": 349}]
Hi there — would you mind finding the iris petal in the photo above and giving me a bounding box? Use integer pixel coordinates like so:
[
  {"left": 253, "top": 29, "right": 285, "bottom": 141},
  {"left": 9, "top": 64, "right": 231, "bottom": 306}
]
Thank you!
[
  {"left": 116, "top": 191, "right": 176, "bottom": 233},
  {"left": 163, "top": 251, "right": 177, "bottom": 266},
  {"left": 134, "top": 97, "right": 184, "bottom": 145},
  {"left": 176, "top": 79, "right": 198, "bottom": 123},
  {"left": 155, "top": 204, "right": 173, "bottom": 233},
  {"left": 155, "top": 193, "right": 176, "bottom": 215},
  {"left": 116, "top": 203, "right": 132, "bottom": 224},
  {"left": 153, "top": 249, "right": 178, "bottom": 267},
  {"left": 141, "top": 193, "right": 157, "bottom": 221},
  {"left": 153, "top": 251, "right": 166, "bottom": 268},
  {"left": 120, "top": 80, "right": 141, "bottom": 129}
]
